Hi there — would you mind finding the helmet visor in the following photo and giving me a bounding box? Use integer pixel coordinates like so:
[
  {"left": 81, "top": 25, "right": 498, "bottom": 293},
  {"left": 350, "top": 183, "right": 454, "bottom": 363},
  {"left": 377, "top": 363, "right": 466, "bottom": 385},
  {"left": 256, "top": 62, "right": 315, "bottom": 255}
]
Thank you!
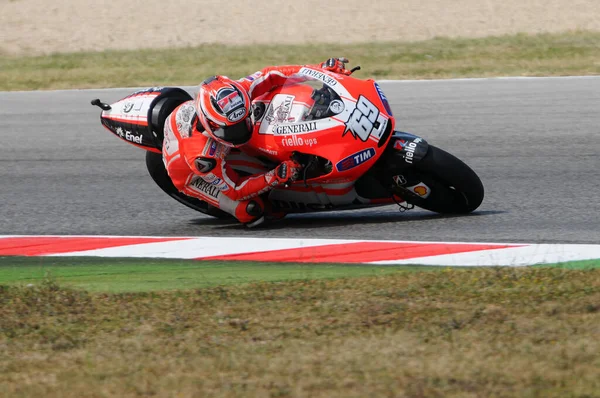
[{"left": 212, "top": 118, "right": 252, "bottom": 146}]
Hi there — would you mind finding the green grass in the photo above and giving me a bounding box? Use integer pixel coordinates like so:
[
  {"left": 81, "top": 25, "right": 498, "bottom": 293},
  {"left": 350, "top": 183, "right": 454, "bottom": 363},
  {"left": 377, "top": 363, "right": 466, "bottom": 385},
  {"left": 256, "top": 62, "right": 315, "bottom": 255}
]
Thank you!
[
  {"left": 1, "top": 31, "right": 599, "bottom": 91},
  {"left": 0, "top": 256, "right": 434, "bottom": 293},
  {"left": 1, "top": 256, "right": 598, "bottom": 293},
  {"left": 1, "top": 266, "right": 599, "bottom": 397}
]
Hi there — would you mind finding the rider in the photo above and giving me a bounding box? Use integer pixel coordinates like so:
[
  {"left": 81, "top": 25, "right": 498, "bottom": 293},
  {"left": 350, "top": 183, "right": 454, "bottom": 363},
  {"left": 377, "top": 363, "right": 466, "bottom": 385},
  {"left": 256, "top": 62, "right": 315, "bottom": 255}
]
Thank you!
[{"left": 162, "top": 57, "right": 352, "bottom": 227}]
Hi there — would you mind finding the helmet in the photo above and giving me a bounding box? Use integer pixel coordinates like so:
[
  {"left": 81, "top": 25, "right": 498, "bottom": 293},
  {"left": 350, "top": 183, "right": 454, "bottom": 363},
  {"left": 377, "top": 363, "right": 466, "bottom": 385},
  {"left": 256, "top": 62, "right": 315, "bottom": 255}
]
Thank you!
[{"left": 195, "top": 76, "right": 252, "bottom": 147}]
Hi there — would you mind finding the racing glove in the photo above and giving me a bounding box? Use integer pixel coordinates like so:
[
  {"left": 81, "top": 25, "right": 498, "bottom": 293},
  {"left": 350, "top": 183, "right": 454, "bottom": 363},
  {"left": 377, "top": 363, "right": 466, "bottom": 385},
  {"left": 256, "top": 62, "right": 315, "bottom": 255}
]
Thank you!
[
  {"left": 274, "top": 160, "right": 302, "bottom": 185},
  {"left": 321, "top": 57, "right": 352, "bottom": 75}
]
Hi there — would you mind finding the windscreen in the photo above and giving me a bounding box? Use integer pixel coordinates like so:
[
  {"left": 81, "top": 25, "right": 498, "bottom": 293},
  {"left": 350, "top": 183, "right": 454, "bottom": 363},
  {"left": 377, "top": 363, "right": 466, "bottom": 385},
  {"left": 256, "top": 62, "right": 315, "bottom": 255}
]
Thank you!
[{"left": 277, "top": 74, "right": 346, "bottom": 123}]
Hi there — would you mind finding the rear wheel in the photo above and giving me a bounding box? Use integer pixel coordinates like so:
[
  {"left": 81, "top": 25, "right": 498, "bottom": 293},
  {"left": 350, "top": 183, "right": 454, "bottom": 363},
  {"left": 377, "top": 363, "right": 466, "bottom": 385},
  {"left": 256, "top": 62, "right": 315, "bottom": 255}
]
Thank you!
[
  {"left": 392, "top": 145, "right": 484, "bottom": 214},
  {"left": 145, "top": 151, "right": 233, "bottom": 219}
]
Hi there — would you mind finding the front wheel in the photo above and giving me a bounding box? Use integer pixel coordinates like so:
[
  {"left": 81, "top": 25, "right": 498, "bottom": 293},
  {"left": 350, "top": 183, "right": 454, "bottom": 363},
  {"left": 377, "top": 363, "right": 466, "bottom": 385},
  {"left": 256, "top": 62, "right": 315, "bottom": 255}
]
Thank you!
[{"left": 393, "top": 145, "right": 484, "bottom": 214}]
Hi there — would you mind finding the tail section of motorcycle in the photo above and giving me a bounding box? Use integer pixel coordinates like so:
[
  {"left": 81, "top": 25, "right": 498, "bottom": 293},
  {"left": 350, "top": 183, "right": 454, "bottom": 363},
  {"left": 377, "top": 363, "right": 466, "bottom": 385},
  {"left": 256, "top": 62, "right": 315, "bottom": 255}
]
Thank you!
[{"left": 95, "top": 87, "right": 193, "bottom": 152}]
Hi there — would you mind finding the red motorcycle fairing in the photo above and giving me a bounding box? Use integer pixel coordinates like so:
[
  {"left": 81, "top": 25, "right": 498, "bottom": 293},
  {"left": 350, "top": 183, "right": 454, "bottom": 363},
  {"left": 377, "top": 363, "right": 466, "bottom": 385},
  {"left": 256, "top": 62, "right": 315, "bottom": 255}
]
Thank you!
[
  {"left": 224, "top": 148, "right": 400, "bottom": 214},
  {"left": 93, "top": 78, "right": 401, "bottom": 215},
  {"left": 245, "top": 69, "right": 395, "bottom": 187},
  {"left": 225, "top": 70, "right": 398, "bottom": 212}
]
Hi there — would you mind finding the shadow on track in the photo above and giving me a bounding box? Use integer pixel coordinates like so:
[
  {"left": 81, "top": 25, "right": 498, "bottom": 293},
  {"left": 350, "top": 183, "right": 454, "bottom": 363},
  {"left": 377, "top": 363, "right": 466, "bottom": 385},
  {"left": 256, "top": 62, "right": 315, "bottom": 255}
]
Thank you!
[{"left": 186, "top": 209, "right": 505, "bottom": 231}]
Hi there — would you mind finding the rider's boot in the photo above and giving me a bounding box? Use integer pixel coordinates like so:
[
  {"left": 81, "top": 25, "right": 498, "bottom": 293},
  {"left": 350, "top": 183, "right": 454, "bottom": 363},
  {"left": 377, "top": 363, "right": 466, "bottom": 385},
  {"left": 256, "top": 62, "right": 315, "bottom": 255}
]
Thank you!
[{"left": 238, "top": 199, "right": 266, "bottom": 228}]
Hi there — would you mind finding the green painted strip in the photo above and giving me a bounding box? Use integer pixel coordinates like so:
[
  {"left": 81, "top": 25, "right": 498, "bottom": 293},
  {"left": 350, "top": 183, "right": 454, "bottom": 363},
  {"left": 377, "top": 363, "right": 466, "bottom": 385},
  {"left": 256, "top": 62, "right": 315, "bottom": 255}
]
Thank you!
[
  {"left": 0, "top": 256, "right": 435, "bottom": 293},
  {"left": 2, "top": 256, "right": 597, "bottom": 293},
  {"left": 536, "top": 259, "right": 600, "bottom": 270}
]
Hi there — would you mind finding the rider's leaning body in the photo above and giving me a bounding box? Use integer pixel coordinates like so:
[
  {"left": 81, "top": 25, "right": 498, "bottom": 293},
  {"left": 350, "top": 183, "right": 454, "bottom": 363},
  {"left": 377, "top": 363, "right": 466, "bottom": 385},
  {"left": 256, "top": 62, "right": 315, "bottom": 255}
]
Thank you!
[{"left": 161, "top": 58, "right": 351, "bottom": 226}]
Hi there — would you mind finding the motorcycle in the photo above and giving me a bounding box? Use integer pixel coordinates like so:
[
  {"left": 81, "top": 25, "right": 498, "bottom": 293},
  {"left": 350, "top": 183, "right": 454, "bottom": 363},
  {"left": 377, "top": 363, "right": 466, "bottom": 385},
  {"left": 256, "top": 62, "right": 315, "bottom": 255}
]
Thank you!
[{"left": 91, "top": 66, "right": 484, "bottom": 221}]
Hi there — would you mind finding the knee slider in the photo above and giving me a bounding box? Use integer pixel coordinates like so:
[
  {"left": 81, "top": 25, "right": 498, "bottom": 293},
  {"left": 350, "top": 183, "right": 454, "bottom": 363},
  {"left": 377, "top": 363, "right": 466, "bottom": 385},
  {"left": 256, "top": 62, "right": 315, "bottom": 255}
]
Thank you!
[{"left": 246, "top": 200, "right": 264, "bottom": 217}]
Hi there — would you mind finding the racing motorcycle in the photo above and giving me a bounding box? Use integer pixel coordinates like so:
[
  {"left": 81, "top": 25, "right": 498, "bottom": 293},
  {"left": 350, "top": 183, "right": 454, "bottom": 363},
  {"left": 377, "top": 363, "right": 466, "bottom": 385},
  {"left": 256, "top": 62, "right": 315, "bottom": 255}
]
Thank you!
[{"left": 91, "top": 66, "right": 484, "bottom": 221}]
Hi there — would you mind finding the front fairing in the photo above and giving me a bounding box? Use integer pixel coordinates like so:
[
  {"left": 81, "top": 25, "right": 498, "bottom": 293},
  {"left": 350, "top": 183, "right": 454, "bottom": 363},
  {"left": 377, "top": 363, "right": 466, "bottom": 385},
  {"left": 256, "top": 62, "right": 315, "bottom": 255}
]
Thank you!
[{"left": 245, "top": 68, "right": 395, "bottom": 181}]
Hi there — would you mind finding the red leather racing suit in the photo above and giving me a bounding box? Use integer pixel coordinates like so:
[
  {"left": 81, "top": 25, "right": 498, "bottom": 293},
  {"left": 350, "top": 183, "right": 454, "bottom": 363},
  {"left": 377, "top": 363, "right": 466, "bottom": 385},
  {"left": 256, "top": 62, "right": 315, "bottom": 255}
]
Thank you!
[{"left": 161, "top": 65, "right": 314, "bottom": 223}]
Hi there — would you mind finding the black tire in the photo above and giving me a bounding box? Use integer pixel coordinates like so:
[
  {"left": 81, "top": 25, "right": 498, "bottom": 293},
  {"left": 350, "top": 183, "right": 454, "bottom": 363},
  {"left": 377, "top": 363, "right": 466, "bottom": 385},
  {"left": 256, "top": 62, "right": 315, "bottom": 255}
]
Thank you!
[
  {"left": 145, "top": 151, "right": 233, "bottom": 219},
  {"left": 397, "top": 145, "right": 484, "bottom": 214}
]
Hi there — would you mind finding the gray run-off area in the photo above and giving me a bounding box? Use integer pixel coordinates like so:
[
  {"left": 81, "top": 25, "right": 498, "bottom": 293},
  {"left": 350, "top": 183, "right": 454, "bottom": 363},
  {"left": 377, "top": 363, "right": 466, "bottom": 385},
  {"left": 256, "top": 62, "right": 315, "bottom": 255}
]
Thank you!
[{"left": 1, "top": 77, "right": 598, "bottom": 243}]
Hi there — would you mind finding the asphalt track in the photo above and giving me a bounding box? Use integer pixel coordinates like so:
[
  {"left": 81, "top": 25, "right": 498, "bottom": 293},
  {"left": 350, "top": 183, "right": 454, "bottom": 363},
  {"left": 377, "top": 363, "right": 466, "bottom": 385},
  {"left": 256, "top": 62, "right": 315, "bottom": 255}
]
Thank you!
[{"left": 1, "top": 77, "right": 599, "bottom": 244}]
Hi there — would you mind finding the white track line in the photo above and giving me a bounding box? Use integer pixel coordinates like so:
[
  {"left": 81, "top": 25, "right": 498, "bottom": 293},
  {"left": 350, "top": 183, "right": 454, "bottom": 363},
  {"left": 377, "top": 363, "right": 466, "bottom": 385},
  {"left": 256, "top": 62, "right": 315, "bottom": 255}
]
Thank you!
[
  {"left": 377, "top": 75, "right": 600, "bottom": 83},
  {"left": 371, "top": 244, "right": 600, "bottom": 266},
  {"left": 48, "top": 237, "right": 352, "bottom": 259}
]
